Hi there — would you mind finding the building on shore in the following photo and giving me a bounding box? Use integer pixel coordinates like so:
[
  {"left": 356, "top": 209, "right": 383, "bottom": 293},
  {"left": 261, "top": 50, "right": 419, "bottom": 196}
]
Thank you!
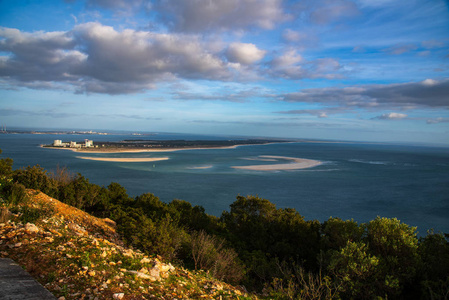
[
  {"left": 85, "top": 139, "right": 93, "bottom": 147},
  {"left": 52, "top": 139, "right": 94, "bottom": 148}
]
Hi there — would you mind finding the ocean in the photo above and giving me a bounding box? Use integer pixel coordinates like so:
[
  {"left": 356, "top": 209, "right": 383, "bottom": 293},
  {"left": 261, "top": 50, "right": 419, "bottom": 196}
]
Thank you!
[{"left": 1, "top": 132, "right": 448, "bottom": 235}]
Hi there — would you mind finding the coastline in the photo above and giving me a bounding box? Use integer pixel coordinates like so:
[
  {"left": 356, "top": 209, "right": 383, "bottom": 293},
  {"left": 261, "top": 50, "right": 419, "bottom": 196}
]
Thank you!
[
  {"left": 41, "top": 143, "right": 267, "bottom": 153},
  {"left": 76, "top": 156, "right": 169, "bottom": 162},
  {"left": 232, "top": 155, "right": 322, "bottom": 171}
]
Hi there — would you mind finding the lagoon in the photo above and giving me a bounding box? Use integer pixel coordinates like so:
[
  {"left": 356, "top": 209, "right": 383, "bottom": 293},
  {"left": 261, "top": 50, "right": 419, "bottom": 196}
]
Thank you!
[{"left": 1, "top": 132, "right": 448, "bottom": 235}]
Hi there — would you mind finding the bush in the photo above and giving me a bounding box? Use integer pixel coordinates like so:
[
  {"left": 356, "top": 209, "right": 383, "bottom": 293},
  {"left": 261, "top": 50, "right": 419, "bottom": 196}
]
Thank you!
[
  {"left": 4, "top": 182, "right": 28, "bottom": 206},
  {"left": 268, "top": 264, "right": 338, "bottom": 300},
  {"left": 13, "top": 165, "right": 58, "bottom": 197},
  {"left": 328, "top": 241, "right": 379, "bottom": 299},
  {"left": 190, "top": 230, "right": 244, "bottom": 284}
]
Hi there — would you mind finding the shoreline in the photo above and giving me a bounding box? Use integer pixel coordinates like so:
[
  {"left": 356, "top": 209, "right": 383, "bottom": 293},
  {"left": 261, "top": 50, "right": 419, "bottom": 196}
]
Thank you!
[
  {"left": 76, "top": 156, "right": 169, "bottom": 162},
  {"left": 232, "top": 155, "right": 322, "bottom": 171},
  {"left": 41, "top": 143, "right": 279, "bottom": 153}
]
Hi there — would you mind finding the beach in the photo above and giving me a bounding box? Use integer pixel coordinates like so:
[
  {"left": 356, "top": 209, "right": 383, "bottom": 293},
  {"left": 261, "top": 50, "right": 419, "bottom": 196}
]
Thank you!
[
  {"left": 232, "top": 155, "right": 322, "bottom": 171},
  {"left": 45, "top": 145, "right": 242, "bottom": 153},
  {"left": 76, "top": 156, "right": 169, "bottom": 162}
]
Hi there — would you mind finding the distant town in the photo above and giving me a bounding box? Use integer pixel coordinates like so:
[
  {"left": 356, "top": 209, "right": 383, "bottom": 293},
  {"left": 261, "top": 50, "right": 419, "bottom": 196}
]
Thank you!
[
  {"left": 50, "top": 139, "right": 96, "bottom": 149},
  {"left": 0, "top": 127, "right": 152, "bottom": 136}
]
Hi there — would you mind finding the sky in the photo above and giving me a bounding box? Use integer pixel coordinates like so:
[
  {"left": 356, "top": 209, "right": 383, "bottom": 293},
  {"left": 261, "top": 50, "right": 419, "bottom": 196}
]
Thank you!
[{"left": 0, "top": 0, "right": 448, "bottom": 144}]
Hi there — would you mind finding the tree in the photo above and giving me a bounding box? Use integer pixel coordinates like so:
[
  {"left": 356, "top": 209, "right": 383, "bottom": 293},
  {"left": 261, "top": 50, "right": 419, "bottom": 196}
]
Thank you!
[
  {"left": 13, "top": 165, "right": 58, "bottom": 197},
  {"left": 365, "top": 217, "right": 420, "bottom": 297},
  {"left": 419, "top": 232, "right": 449, "bottom": 299},
  {"left": 328, "top": 241, "right": 379, "bottom": 299}
]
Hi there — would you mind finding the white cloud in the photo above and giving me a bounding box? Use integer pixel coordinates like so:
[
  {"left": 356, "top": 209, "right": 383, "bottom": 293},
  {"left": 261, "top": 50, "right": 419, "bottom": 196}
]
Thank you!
[
  {"left": 282, "top": 29, "right": 303, "bottom": 42},
  {"left": 271, "top": 49, "right": 303, "bottom": 67},
  {"left": 226, "top": 42, "right": 266, "bottom": 65},
  {"left": 426, "top": 117, "right": 449, "bottom": 124},
  {"left": 0, "top": 23, "right": 238, "bottom": 94},
  {"left": 276, "top": 107, "right": 346, "bottom": 118},
  {"left": 269, "top": 50, "right": 343, "bottom": 80},
  {"left": 373, "top": 112, "right": 408, "bottom": 120}
]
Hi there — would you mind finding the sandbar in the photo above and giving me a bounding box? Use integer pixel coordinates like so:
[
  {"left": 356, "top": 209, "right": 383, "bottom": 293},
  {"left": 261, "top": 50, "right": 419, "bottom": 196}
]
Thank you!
[
  {"left": 232, "top": 155, "right": 322, "bottom": 171},
  {"left": 47, "top": 145, "right": 241, "bottom": 154},
  {"left": 76, "top": 156, "right": 169, "bottom": 162},
  {"left": 187, "top": 165, "right": 214, "bottom": 169}
]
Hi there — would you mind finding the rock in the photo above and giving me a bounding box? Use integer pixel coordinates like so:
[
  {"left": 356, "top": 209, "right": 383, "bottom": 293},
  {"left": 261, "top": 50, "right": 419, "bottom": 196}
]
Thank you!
[
  {"left": 140, "top": 257, "right": 152, "bottom": 264},
  {"left": 24, "top": 223, "right": 39, "bottom": 234},
  {"left": 121, "top": 249, "right": 133, "bottom": 258},
  {"left": 103, "top": 218, "right": 116, "bottom": 227},
  {"left": 148, "top": 267, "right": 161, "bottom": 281},
  {"left": 160, "top": 263, "right": 174, "bottom": 273},
  {"left": 68, "top": 223, "right": 87, "bottom": 236},
  {"left": 113, "top": 293, "right": 124, "bottom": 299},
  {"left": 127, "top": 270, "right": 154, "bottom": 280}
]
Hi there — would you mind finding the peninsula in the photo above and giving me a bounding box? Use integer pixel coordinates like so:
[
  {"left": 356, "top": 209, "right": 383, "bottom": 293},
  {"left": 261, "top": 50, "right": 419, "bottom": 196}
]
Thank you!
[{"left": 43, "top": 138, "right": 294, "bottom": 153}]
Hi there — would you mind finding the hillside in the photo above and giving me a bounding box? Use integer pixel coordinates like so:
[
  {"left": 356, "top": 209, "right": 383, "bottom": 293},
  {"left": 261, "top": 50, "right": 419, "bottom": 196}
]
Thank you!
[{"left": 0, "top": 189, "right": 253, "bottom": 300}]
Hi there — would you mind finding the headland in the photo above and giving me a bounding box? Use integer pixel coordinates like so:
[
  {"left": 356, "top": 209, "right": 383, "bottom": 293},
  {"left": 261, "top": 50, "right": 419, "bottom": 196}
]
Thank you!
[{"left": 43, "top": 138, "right": 294, "bottom": 153}]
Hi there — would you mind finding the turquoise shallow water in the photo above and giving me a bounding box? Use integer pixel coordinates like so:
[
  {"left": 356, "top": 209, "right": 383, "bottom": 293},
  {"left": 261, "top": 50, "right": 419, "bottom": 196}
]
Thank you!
[{"left": 1, "top": 133, "right": 448, "bottom": 235}]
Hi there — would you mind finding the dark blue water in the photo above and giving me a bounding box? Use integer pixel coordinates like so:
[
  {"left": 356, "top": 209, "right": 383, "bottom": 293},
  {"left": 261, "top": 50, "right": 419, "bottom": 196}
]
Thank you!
[{"left": 1, "top": 133, "right": 448, "bottom": 235}]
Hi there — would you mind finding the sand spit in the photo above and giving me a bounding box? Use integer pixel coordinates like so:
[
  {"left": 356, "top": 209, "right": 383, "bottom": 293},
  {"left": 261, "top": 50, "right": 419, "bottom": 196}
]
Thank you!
[
  {"left": 232, "top": 155, "right": 322, "bottom": 171},
  {"left": 47, "top": 145, "right": 242, "bottom": 154},
  {"left": 187, "top": 165, "right": 214, "bottom": 170},
  {"left": 76, "top": 156, "right": 169, "bottom": 162}
]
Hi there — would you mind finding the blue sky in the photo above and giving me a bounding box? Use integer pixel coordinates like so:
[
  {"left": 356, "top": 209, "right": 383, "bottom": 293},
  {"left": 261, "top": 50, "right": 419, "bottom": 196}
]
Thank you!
[{"left": 1, "top": 0, "right": 448, "bottom": 144}]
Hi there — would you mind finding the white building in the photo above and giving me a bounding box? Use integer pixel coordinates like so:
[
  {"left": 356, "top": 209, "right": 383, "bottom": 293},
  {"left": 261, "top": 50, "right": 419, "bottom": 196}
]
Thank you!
[
  {"left": 85, "top": 139, "right": 93, "bottom": 147},
  {"left": 53, "top": 140, "right": 62, "bottom": 146}
]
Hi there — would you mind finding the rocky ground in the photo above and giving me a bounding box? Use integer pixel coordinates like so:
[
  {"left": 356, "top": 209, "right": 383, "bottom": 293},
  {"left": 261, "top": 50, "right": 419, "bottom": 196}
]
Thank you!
[{"left": 0, "top": 190, "right": 256, "bottom": 300}]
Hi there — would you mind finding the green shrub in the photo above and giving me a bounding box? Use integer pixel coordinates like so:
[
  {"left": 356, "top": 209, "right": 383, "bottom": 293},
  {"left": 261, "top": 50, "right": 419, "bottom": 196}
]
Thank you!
[
  {"left": 13, "top": 165, "right": 58, "bottom": 197},
  {"left": 4, "top": 182, "right": 28, "bottom": 206},
  {"left": 190, "top": 230, "right": 244, "bottom": 284},
  {"left": 20, "top": 206, "right": 42, "bottom": 223}
]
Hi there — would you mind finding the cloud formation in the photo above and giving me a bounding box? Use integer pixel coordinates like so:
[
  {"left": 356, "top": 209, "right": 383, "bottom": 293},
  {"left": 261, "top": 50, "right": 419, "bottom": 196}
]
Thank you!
[
  {"left": 226, "top": 43, "right": 266, "bottom": 65},
  {"left": 154, "top": 0, "right": 288, "bottom": 32},
  {"left": 269, "top": 50, "right": 343, "bottom": 79},
  {"left": 308, "top": 0, "right": 360, "bottom": 24},
  {"left": 0, "top": 22, "right": 349, "bottom": 95},
  {"left": 276, "top": 107, "right": 347, "bottom": 118},
  {"left": 0, "top": 23, "right": 238, "bottom": 94},
  {"left": 426, "top": 117, "right": 449, "bottom": 124},
  {"left": 372, "top": 112, "right": 408, "bottom": 120},
  {"left": 172, "top": 86, "right": 270, "bottom": 102},
  {"left": 282, "top": 79, "right": 449, "bottom": 109}
]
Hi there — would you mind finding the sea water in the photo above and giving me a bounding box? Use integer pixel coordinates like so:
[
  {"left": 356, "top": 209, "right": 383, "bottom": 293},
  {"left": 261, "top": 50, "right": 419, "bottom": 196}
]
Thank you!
[{"left": 1, "top": 133, "right": 448, "bottom": 235}]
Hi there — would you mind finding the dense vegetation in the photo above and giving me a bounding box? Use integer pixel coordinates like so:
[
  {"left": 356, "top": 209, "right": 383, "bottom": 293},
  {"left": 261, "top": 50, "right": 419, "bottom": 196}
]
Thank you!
[{"left": 1, "top": 149, "right": 448, "bottom": 299}]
